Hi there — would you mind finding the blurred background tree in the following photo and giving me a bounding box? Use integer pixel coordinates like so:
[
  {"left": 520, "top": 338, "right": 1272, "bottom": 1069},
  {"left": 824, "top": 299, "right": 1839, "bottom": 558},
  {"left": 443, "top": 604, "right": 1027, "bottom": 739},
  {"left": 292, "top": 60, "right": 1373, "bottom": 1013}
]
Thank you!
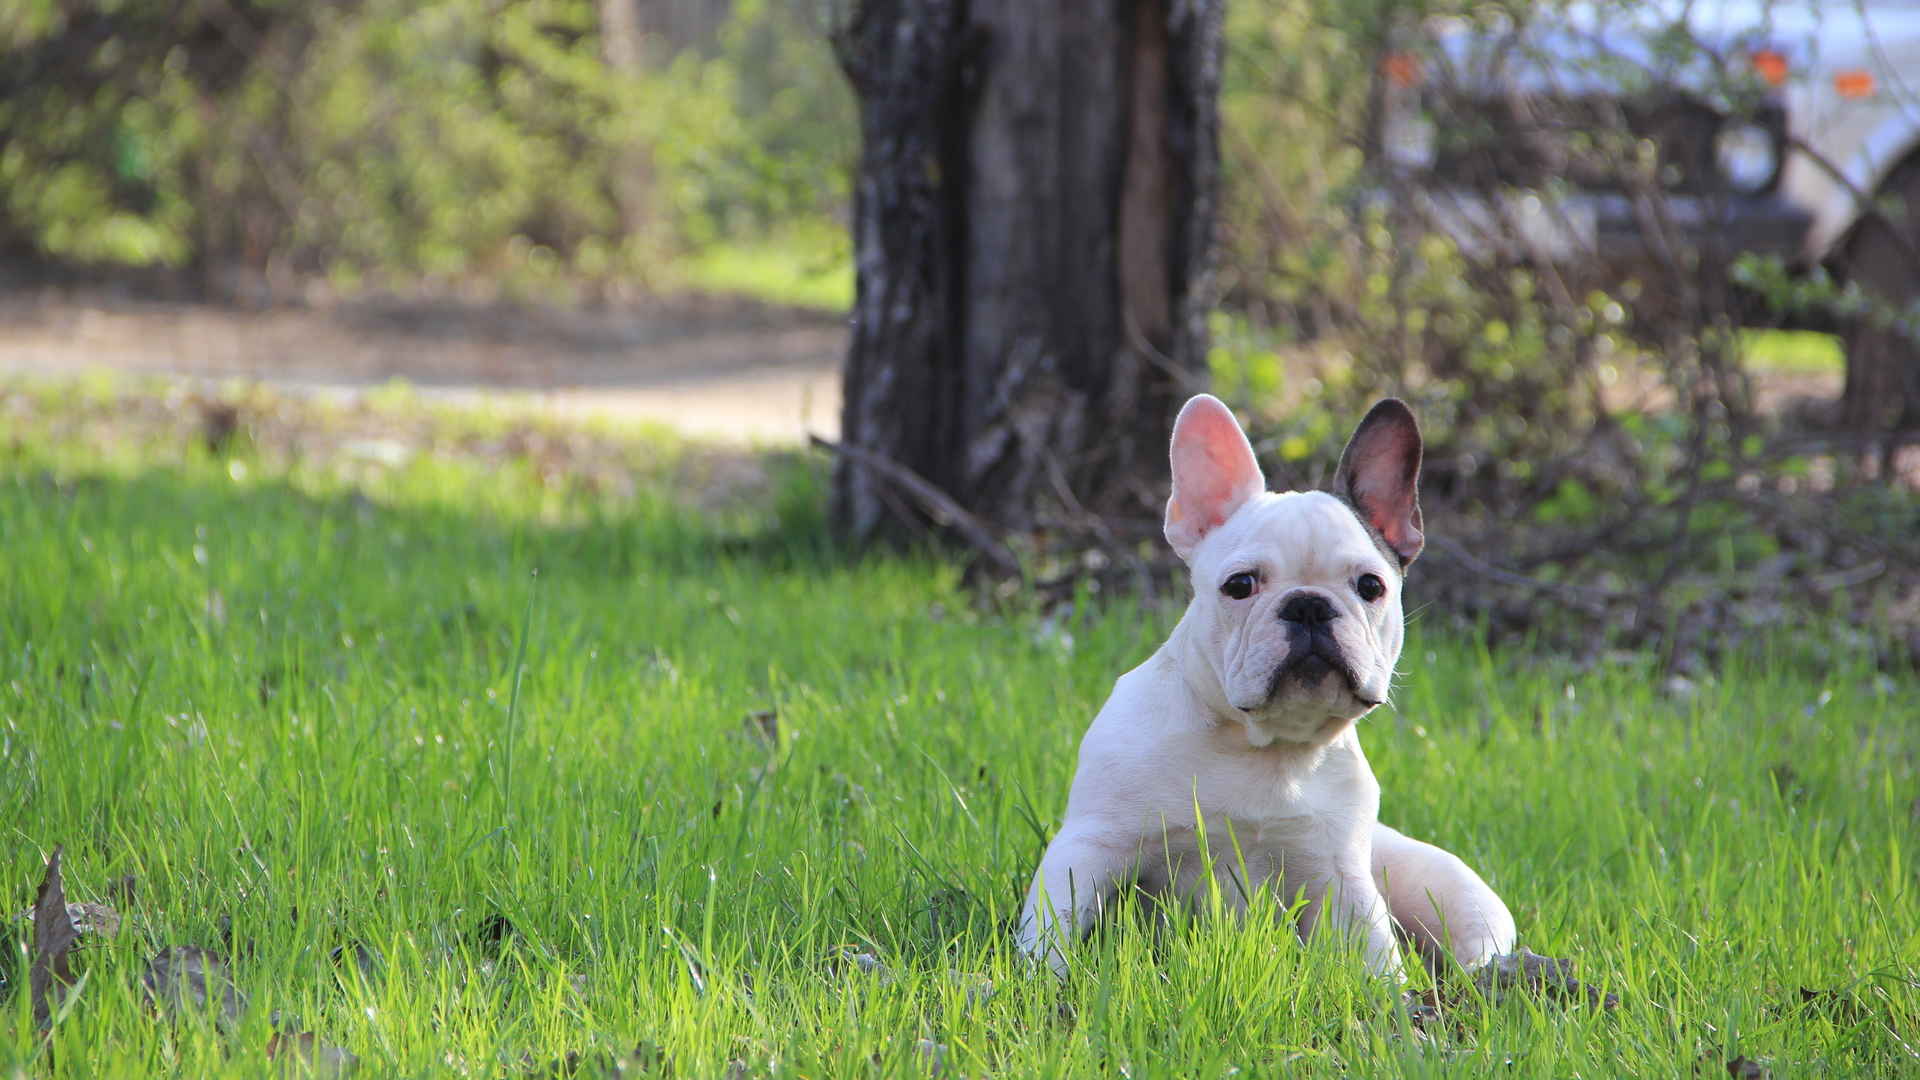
[{"left": 2, "top": 0, "right": 1914, "bottom": 658}]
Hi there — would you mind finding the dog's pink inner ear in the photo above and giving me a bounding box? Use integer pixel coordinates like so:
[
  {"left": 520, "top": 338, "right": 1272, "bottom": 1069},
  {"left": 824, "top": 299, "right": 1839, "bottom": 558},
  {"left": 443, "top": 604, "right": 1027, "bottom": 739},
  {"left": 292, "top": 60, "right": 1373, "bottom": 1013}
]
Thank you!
[
  {"left": 1335, "top": 399, "right": 1424, "bottom": 565},
  {"left": 1165, "top": 395, "right": 1265, "bottom": 560}
]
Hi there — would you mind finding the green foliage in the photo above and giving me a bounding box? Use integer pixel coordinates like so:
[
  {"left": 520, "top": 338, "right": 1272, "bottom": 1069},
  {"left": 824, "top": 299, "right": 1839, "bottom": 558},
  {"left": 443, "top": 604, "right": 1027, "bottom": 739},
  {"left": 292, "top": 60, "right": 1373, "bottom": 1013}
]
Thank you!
[
  {"left": 2, "top": 383, "right": 1917, "bottom": 1075},
  {"left": 642, "top": 0, "right": 854, "bottom": 250},
  {"left": 0, "top": 0, "right": 853, "bottom": 288},
  {"left": 1740, "top": 330, "right": 1844, "bottom": 376},
  {"left": 680, "top": 225, "right": 855, "bottom": 312}
]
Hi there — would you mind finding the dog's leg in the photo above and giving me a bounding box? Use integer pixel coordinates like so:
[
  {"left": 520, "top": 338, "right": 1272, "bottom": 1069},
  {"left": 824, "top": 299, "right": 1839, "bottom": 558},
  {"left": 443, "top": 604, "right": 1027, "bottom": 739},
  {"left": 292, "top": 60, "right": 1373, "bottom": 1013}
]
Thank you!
[
  {"left": 1370, "top": 822, "right": 1516, "bottom": 971},
  {"left": 1016, "top": 828, "right": 1133, "bottom": 976},
  {"left": 1297, "top": 863, "right": 1404, "bottom": 979}
]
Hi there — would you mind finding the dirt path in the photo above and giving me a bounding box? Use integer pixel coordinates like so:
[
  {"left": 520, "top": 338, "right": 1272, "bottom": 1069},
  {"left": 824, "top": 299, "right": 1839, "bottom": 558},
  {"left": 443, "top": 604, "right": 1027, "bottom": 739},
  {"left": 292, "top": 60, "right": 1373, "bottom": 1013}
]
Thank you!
[
  {"left": 0, "top": 286, "right": 845, "bottom": 444},
  {"left": 0, "top": 279, "right": 1850, "bottom": 448}
]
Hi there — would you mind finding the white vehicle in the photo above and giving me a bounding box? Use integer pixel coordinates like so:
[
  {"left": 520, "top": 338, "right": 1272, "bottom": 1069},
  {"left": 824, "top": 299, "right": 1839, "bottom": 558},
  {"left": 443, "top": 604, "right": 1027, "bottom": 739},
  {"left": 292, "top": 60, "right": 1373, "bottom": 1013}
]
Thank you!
[{"left": 1376, "top": 0, "right": 1920, "bottom": 396}]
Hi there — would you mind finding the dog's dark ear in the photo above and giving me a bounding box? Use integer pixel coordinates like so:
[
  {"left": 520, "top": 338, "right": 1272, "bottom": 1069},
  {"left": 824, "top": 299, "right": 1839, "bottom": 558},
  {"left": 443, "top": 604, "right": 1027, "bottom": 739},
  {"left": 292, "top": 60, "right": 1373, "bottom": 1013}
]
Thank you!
[
  {"left": 1333, "top": 399, "right": 1424, "bottom": 566},
  {"left": 1165, "top": 394, "right": 1265, "bottom": 561}
]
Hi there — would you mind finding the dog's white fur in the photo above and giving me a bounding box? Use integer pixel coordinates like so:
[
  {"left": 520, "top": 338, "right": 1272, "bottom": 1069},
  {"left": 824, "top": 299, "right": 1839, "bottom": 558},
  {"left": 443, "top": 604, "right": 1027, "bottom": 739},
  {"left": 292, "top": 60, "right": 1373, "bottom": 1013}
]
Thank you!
[{"left": 1017, "top": 395, "right": 1515, "bottom": 979}]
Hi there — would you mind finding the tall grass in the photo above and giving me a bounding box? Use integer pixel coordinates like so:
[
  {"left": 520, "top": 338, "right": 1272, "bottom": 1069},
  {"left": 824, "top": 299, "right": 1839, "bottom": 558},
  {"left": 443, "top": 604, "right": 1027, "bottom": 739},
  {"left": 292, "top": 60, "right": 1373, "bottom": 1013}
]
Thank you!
[{"left": 1, "top": 384, "right": 1914, "bottom": 1076}]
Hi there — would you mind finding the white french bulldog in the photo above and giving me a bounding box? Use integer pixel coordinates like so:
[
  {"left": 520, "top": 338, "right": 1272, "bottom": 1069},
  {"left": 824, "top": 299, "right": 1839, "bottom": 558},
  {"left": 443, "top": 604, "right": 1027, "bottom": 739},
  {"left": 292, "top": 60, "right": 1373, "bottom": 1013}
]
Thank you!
[{"left": 1017, "top": 394, "right": 1516, "bottom": 981}]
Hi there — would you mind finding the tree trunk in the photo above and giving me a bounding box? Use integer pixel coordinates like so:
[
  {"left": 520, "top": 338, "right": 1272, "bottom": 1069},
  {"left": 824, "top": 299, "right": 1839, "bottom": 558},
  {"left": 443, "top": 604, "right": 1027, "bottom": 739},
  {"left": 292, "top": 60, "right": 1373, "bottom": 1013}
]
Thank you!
[
  {"left": 598, "top": 0, "right": 651, "bottom": 237},
  {"left": 831, "top": 0, "right": 1223, "bottom": 548}
]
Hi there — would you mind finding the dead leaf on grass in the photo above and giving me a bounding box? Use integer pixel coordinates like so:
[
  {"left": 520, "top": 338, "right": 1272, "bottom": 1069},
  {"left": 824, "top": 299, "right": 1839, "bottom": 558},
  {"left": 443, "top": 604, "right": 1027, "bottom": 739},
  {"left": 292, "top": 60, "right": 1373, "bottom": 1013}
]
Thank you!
[
  {"left": 1724, "top": 1055, "right": 1771, "bottom": 1079},
  {"left": 142, "top": 945, "right": 248, "bottom": 1030},
  {"left": 198, "top": 399, "right": 243, "bottom": 455},
  {"left": 1796, "top": 986, "right": 1867, "bottom": 1024},
  {"left": 106, "top": 874, "right": 137, "bottom": 906},
  {"left": 475, "top": 913, "right": 518, "bottom": 954},
  {"left": 29, "top": 846, "right": 80, "bottom": 1030},
  {"left": 744, "top": 710, "right": 779, "bottom": 746},
  {"left": 24, "top": 901, "right": 122, "bottom": 940},
  {"left": 1403, "top": 987, "right": 1443, "bottom": 1032},
  {"left": 330, "top": 942, "right": 383, "bottom": 985},
  {"left": 1765, "top": 762, "right": 1807, "bottom": 804},
  {"left": 1473, "top": 947, "right": 1620, "bottom": 1010},
  {"left": 912, "top": 1039, "right": 949, "bottom": 1077},
  {"left": 267, "top": 1031, "right": 360, "bottom": 1077},
  {"left": 517, "top": 1042, "right": 663, "bottom": 1078}
]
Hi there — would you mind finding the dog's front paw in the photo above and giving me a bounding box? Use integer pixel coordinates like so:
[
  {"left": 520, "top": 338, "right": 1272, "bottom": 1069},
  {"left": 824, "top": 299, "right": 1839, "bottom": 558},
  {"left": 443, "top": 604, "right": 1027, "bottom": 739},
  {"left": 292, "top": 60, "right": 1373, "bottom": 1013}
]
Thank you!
[
  {"left": 1015, "top": 938, "right": 1071, "bottom": 979},
  {"left": 1473, "top": 947, "right": 1619, "bottom": 1010}
]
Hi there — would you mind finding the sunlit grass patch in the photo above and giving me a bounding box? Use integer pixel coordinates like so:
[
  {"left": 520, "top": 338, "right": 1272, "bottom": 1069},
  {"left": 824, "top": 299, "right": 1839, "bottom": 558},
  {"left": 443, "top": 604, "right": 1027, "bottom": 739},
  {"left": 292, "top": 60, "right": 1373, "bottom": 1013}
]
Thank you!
[
  {"left": 678, "top": 228, "right": 853, "bottom": 313},
  {"left": 1741, "top": 329, "right": 1844, "bottom": 375},
  {"left": 1, "top": 379, "right": 1915, "bottom": 1077}
]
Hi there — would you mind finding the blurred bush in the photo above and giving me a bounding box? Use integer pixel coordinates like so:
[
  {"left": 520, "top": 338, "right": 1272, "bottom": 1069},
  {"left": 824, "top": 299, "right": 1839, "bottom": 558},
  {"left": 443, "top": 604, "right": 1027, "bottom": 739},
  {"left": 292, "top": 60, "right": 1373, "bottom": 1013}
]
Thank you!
[
  {"left": 1215, "top": 0, "right": 1619, "bottom": 466},
  {"left": 0, "top": 0, "right": 852, "bottom": 291}
]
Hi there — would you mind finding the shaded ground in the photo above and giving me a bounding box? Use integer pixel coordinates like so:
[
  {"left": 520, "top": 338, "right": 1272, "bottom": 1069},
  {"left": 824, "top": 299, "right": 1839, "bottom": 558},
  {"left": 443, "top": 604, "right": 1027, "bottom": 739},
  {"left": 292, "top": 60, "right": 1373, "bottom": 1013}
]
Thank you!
[
  {"left": 0, "top": 280, "right": 846, "bottom": 444},
  {"left": 0, "top": 262, "right": 1859, "bottom": 449}
]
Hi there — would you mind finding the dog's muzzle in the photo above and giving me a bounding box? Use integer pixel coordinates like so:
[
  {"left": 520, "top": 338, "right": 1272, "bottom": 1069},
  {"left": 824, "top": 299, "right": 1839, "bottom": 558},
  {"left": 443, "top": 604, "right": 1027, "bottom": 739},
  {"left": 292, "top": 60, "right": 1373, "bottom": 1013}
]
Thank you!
[{"left": 1267, "top": 591, "right": 1375, "bottom": 705}]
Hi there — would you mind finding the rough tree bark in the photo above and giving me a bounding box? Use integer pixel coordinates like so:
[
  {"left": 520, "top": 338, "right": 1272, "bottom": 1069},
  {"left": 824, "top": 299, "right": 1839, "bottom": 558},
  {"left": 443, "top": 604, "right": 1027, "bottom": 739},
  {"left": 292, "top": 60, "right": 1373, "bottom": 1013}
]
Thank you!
[{"left": 831, "top": 0, "right": 1224, "bottom": 548}]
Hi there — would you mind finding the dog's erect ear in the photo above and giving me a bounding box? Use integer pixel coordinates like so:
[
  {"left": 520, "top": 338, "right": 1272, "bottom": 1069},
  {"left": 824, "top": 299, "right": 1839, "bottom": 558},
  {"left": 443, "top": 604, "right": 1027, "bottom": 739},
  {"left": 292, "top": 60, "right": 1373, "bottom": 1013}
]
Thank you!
[
  {"left": 1333, "top": 398, "right": 1424, "bottom": 566},
  {"left": 1165, "top": 394, "right": 1266, "bottom": 561}
]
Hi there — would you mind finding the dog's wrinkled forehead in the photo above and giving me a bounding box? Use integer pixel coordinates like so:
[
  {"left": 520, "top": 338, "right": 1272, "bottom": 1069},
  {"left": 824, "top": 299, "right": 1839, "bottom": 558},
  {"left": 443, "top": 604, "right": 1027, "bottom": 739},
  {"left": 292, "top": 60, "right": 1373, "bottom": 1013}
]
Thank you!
[{"left": 1194, "top": 491, "right": 1395, "bottom": 580}]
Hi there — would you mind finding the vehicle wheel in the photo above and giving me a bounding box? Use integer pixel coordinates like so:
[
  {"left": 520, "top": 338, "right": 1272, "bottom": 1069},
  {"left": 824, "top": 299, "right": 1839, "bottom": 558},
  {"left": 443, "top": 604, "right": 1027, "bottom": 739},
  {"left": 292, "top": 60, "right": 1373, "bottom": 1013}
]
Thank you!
[{"left": 1835, "top": 156, "right": 1920, "bottom": 433}]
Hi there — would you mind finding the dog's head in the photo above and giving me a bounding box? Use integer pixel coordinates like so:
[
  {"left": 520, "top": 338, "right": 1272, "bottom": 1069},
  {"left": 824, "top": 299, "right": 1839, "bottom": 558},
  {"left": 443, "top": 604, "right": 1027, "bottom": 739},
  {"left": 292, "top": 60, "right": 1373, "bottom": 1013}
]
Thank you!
[{"left": 1164, "top": 395, "right": 1424, "bottom": 747}]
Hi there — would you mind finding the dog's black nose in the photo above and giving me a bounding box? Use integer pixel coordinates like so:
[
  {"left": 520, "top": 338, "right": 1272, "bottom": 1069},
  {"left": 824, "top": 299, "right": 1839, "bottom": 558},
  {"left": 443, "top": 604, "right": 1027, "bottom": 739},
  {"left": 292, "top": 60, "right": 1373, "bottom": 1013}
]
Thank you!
[{"left": 1278, "top": 593, "right": 1337, "bottom": 626}]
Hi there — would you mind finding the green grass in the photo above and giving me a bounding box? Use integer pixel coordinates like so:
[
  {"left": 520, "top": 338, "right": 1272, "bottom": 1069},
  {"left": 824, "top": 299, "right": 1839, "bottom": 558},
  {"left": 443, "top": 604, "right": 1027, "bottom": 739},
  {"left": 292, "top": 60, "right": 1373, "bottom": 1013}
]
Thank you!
[
  {"left": 2, "top": 381, "right": 1916, "bottom": 1077},
  {"left": 1741, "top": 330, "right": 1845, "bottom": 376},
  {"left": 678, "top": 228, "right": 854, "bottom": 313}
]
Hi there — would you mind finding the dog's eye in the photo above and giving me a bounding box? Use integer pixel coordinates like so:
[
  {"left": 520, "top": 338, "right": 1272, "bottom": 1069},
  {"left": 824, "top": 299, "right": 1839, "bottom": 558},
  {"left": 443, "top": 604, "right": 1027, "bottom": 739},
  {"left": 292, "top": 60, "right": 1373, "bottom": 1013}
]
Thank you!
[
  {"left": 1220, "top": 572, "right": 1258, "bottom": 600},
  {"left": 1355, "top": 573, "right": 1386, "bottom": 602}
]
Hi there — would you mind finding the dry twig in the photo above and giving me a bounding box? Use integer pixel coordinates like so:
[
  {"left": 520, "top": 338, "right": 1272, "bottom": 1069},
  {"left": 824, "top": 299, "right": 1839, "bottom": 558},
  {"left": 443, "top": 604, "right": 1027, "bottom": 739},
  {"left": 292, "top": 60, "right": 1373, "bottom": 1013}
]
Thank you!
[{"left": 810, "top": 436, "right": 1023, "bottom": 578}]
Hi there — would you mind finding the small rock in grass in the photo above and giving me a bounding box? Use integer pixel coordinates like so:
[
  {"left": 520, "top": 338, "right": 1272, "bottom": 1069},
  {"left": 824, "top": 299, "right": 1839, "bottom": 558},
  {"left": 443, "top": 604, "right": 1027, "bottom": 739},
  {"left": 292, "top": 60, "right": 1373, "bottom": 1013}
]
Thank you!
[
  {"left": 913, "top": 1039, "right": 948, "bottom": 1077},
  {"left": 267, "top": 1008, "right": 304, "bottom": 1033},
  {"left": 951, "top": 971, "right": 994, "bottom": 1007},
  {"left": 267, "top": 1032, "right": 359, "bottom": 1077},
  {"left": 835, "top": 947, "right": 891, "bottom": 983}
]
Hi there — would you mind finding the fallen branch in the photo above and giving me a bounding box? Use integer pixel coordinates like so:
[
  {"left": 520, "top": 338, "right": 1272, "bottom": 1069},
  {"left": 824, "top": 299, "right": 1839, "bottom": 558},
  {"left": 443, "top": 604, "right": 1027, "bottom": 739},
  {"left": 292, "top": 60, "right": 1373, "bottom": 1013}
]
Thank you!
[{"left": 810, "top": 436, "right": 1023, "bottom": 578}]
